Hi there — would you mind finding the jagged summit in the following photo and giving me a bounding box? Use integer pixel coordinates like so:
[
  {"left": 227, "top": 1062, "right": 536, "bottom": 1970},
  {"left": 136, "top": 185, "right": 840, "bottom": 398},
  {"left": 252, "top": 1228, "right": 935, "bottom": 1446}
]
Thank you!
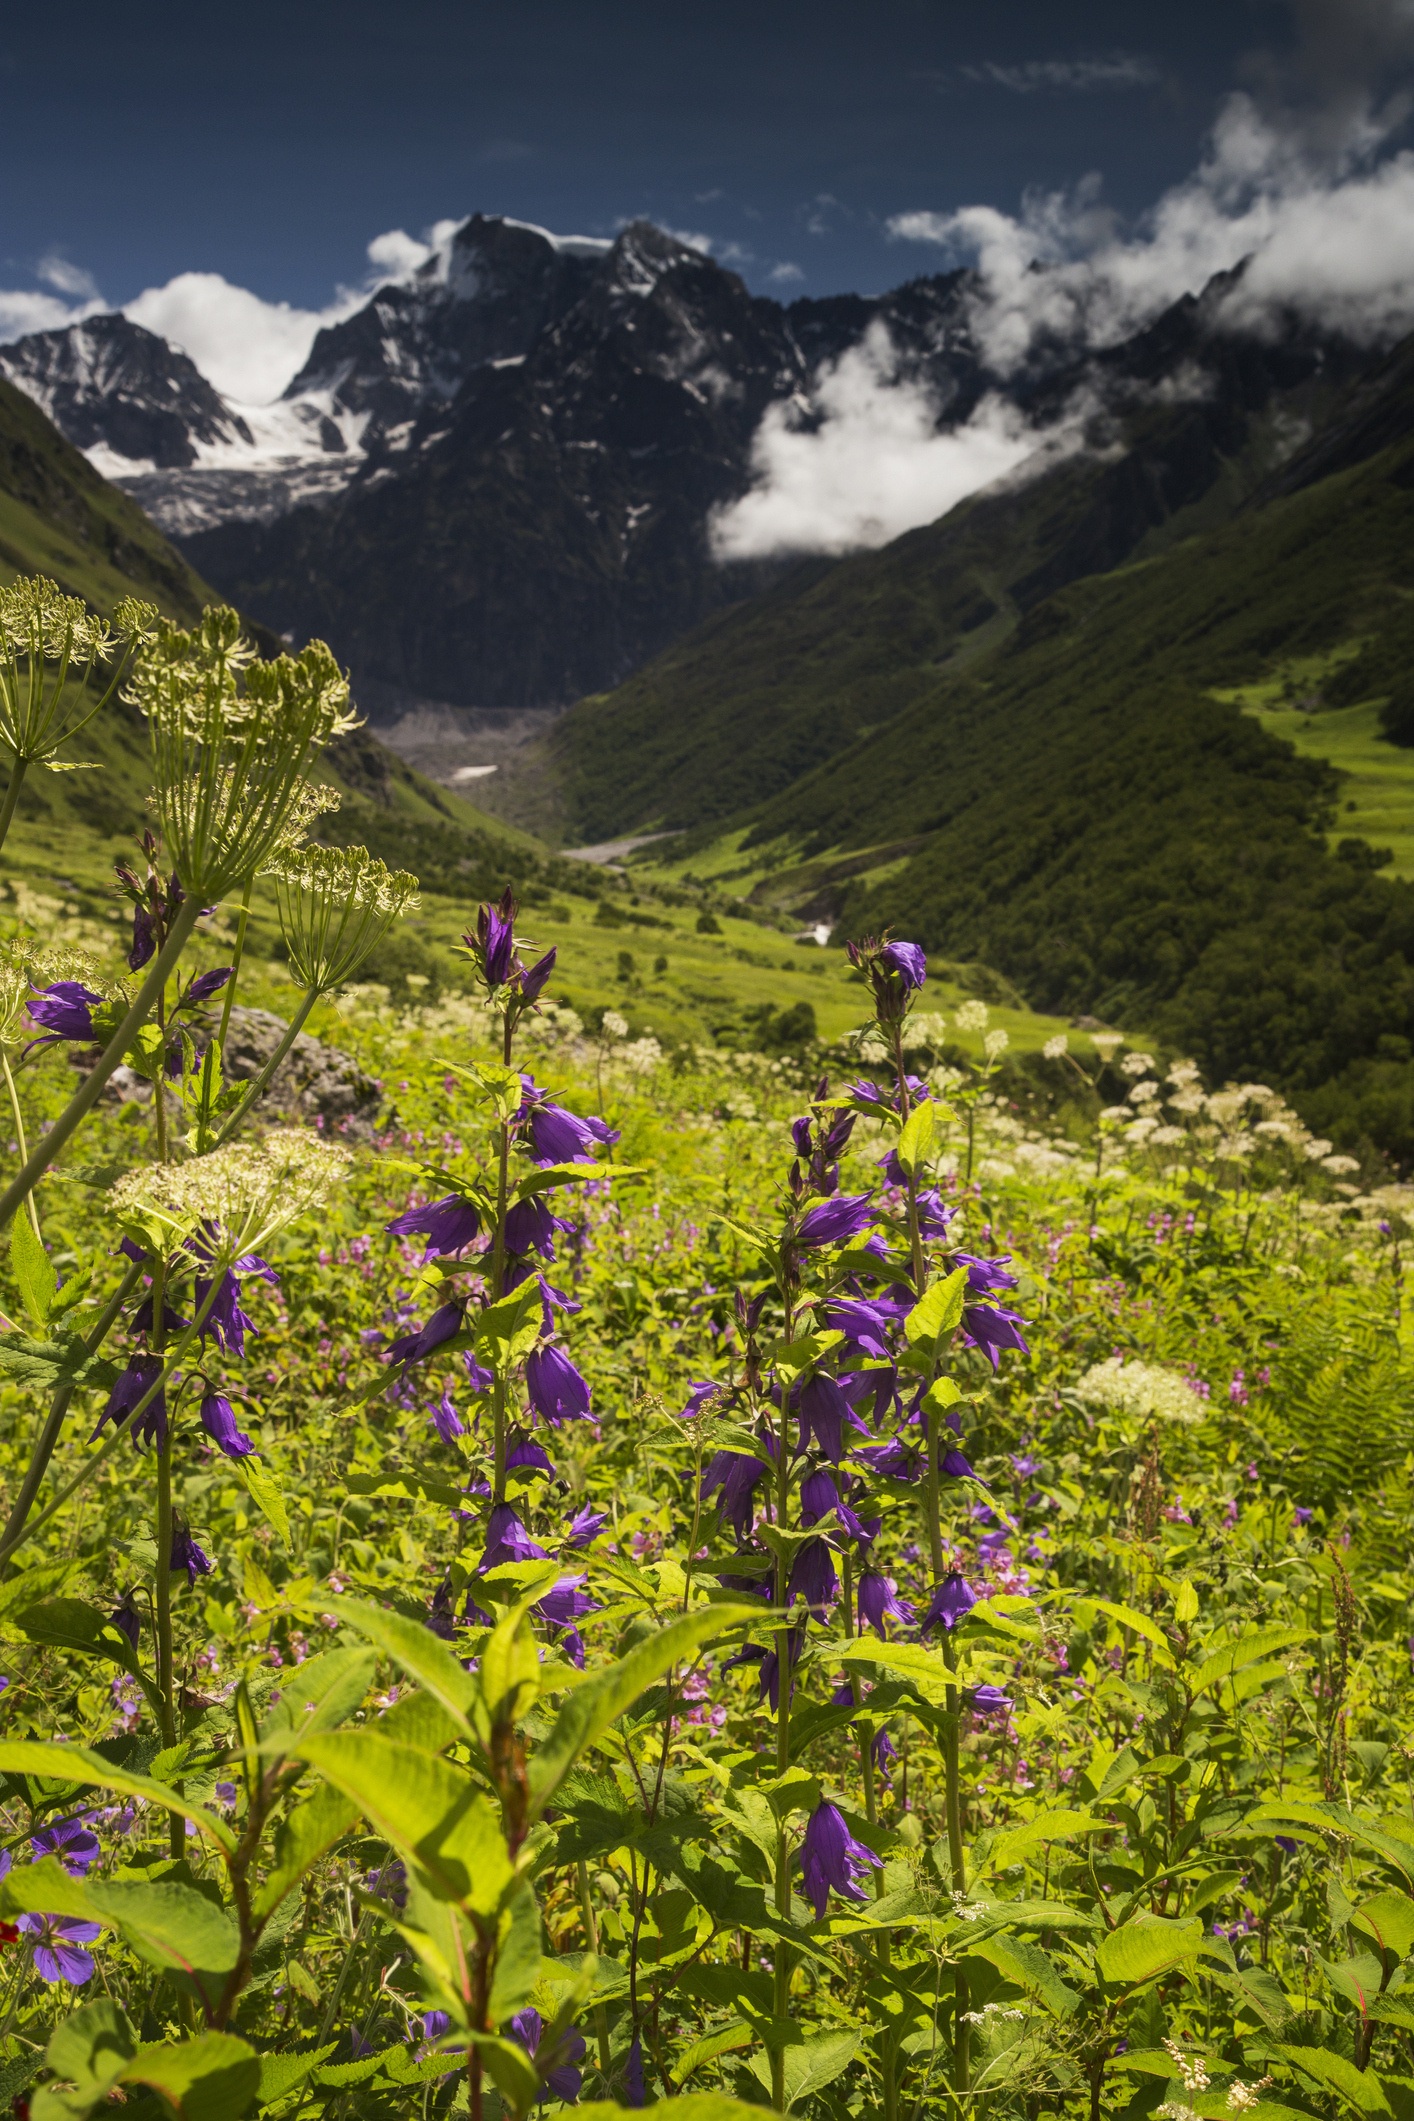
[{"left": 0, "top": 313, "right": 252, "bottom": 473}]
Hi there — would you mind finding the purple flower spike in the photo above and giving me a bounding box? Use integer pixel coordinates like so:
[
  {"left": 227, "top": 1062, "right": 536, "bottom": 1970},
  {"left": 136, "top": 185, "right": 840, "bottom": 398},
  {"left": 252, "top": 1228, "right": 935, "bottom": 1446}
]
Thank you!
[
  {"left": 384, "top": 1302, "right": 463, "bottom": 1368},
  {"left": 386, "top": 1194, "right": 482, "bottom": 1260},
  {"left": 526, "top": 1343, "right": 591, "bottom": 1426},
  {"left": 170, "top": 1527, "right": 214, "bottom": 1589},
  {"left": 700, "top": 1449, "right": 767, "bottom": 1538},
  {"left": 199, "top": 1394, "right": 254, "bottom": 1459},
  {"left": 26, "top": 981, "right": 103, "bottom": 1043},
  {"left": 506, "top": 1430, "right": 556, "bottom": 1478},
  {"left": 857, "top": 1570, "right": 915, "bottom": 1636},
  {"left": 921, "top": 1570, "right": 977, "bottom": 1636},
  {"left": 880, "top": 939, "right": 927, "bottom": 992},
  {"left": 20, "top": 1912, "right": 100, "bottom": 1984},
  {"left": 797, "top": 1193, "right": 876, "bottom": 1250},
  {"left": 479, "top": 1503, "right": 549, "bottom": 1572},
  {"left": 799, "top": 1799, "right": 884, "bottom": 1920},
  {"left": 519, "top": 947, "right": 558, "bottom": 1005},
  {"left": 185, "top": 966, "right": 233, "bottom": 1003},
  {"left": 564, "top": 1502, "right": 609, "bottom": 1549}
]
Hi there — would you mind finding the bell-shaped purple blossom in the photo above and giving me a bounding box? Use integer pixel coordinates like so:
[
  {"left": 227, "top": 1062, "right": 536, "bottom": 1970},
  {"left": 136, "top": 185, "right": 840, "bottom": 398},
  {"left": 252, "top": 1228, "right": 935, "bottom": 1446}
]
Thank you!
[
  {"left": 464, "top": 1352, "right": 494, "bottom": 1393},
  {"left": 880, "top": 940, "right": 927, "bottom": 992},
  {"left": 800, "top": 1468, "right": 874, "bottom": 1547},
  {"left": 916, "top": 1190, "right": 958, "bottom": 1239},
  {"left": 799, "top": 1799, "right": 884, "bottom": 1920},
  {"left": 199, "top": 1394, "right": 254, "bottom": 1459},
  {"left": 430, "top": 1390, "right": 464, "bottom": 1444},
  {"left": 537, "top": 1574, "right": 599, "bottom": 1632},
  {"left": 506, "top": 1430, "right": 556, "bottom": 1478},
  {"left": 26, "top": 982, "right": 104, "bottom": 1044},
  {"left": 701, "top": 1449, "right": 767, "bottom": 1538},
  {"left": 797, "top": 1372, "right": 870, "bottom": 1463},
  {"left": 384, "top": 1302, "right": 463, "bottom": 1369},
  {"left": 483, "top": 905, "right": 517, "bottom": 987},
  {"left": 478, "top": 1503, "right": 548, "bottom": 1572},
  {"left": 503, "top": 1195, "right": 568, "bottom": 1260},
  {"left": 518, "top": 947, "right": 558, "bottom": 1005},
  {"left": 873, "top": 1728, "right": 898, "bottom": 1783},
  {"left": 961, "top": 1302, "right": 1030, "bottom": 1368},
  {"left": 129, "top": 904, "right": 156, "bottom": 970},
  {"left": 623, "top": 2034, "right": 646, "bottom": 2109},
  {"left": 184, "top": 966, "right": 232, "bottom": 1005},
  {"left": 523, "top": 1091, "right": 620, "bottom": 1165},
  {"left": 681, "top": 1379, "right": 724, "bottom": 1420},
  {"left": 820, "top": 1298, "right": 897, "bottom": 1361},
  {"left": 526, "top": 1343, "right": 591, "bottom": 1426},
  {"left": 788, "top": 1537, "right": 839, "bottom": 1616},
  {"left": 564, "top": 1502, "right": 609, "bottom": 1549},
  {"left": 132, "top": 1290, "right": 188, "bottom": 1338},
  {"left": 108, "top": 1600, "right": 140, "bottom": 1651},
  {"left": 856, "top": 1437, "right": 921, "bottom": 1483},
  {"left": 857, "top": 1570, "right": 915, "bottom": 1636},
  {"left": 20, "top": 1912, "right": 100, "bottom": 1984},
  {"left": 921, "top": 1570, "right": 977, "bottom": 1636},
  {"left": 940, "top": 1444, "right": 976, "bottom": 1480},
  {"left": 511, "top": 2007, "right": 586, "bottom": 2103},
  {"left": 92, "top": 1358, "right": 165, "bottom": 1448},
  {"left": 796, "top": 1193, "right": 876, "bottom": 1250},
  {"left": 170, "top": 1527, "right": 214, "bottom": 1589},
  {"left": 386, "top": 1195, "right": 481, "bottom": 1260},
  {"left": 194, "top": 1269, "right": 257, "bottom": 1357},
  {"left": 967, "top": 1685, "right": 1014, "bottom": 1717}
]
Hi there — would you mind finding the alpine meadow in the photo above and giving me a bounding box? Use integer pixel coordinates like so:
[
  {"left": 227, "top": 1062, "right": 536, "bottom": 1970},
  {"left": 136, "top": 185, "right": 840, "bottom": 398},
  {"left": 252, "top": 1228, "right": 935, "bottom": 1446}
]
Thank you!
[{"left": 6, "top": 2, "right": 1414, "bottom": 2115}]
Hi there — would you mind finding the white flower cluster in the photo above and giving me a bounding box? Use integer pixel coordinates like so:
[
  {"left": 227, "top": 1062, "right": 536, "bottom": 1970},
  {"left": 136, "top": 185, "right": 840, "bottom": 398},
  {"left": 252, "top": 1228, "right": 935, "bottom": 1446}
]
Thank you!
[
  {"left": 110, "top": 1129, "right": 352, "bottom": 1257},
  {"left": 954, "top": 1000, "right": 990, "bottom": 1033},
  {"left": 600, "top": 1010, "right": 629, "bottom": 1041},
  {"left": 1042, "top": 1033, "right": 1068, "bottom": 1059},
  {"left": 1077, "top": 1358, "right": 1207, "bottom": 1428},
  {"left": 902, "top": 1010, "right": 948, "bottom": 1051}
]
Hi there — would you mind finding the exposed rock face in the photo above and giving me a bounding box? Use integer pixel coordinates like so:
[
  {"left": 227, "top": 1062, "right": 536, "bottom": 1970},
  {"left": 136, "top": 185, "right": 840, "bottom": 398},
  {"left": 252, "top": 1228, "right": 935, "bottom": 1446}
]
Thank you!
[
  {"left": 220, "top": 1007, "right": 383, "bottom": 1137},
  {"left": 0, "top": 314, "right": 252, "bottom": 470}
]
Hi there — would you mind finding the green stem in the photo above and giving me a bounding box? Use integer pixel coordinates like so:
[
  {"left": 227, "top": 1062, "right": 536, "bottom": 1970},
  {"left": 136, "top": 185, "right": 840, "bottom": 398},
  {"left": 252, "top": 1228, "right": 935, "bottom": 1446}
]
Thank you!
[
  {"left": 0, "top": 1258, "right": 145, "bottom": 1579},
  {"left": 0, "top": 759, "right": 29, "bottom": 867},
  {"left": 576, "top": 1859, "right": 613, "bottom": 2084},
  {"left": 214, "top": 985, "right": 319, "bottom": 1145},
  {"left": 217, "top": 874, "right": 256, "bottom": 1050},
  {"left": 0, "top": 1053, "right": 40, "bottom": 1242},
  {"left": 940, "top": 1628, "right": 970, "bottom": 2098},
  {"left": 772, "top": 1346, "right": 793, "bottom": 2112},
  {"left": 0, "top": 897, "right": 202, "bottom": 1235}
]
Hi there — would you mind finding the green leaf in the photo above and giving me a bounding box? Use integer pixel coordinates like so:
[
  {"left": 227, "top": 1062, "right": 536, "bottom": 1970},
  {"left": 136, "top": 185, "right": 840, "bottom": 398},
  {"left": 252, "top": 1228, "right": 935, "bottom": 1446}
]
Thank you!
[
  {"left": 476, "top": 1280, "right": 544, "bottom": 1374},
  {"left": 1078, "top": 1597, "right": 1174, "bottom": 1660},
  {"left": 765, "top": 1328, "right": 844, "bottom": 1386},
  {"left": 329, "top": 1597, "right": 480, "bottom": 1735},
  {"left": 905, "top": 1267, "right": 967, "bottom": 1347},
  {"left": 1190, "top": 1626, "right": 1309, "bottom": 1694},
  {"left": 294, "top": 1731, "right": 512, "bottom": 1915},
  {"left": 488, "top": 1882, "right": 543, "bottom": 2024},
  {"left": 230, "top": 1455, "right": 291, "bottom": 1551},
  {"left": 3, "top": 1862, "right": 240, "bottom": 2002},
  {"left": 255, "top": 2044, "right": 339, "bottom": 2103},
  {"left": 10, "top": 1209, "right": 55, "bottom": 1328},
  {"left": 14, "top": 1598, "right": 142, "bottom": 1672},
  {"left": 1352, "top": 1890, "right": 1414, "bottom": 1961},
  {"left": 447, "top": 1058, "right": 523, "bottom": 1119},
  {"left": 120, "top": 2034, "right": 261, "bottom": 2121},
  {"left": 1274, "top": 2044, "right": 1392, "bottom": 2113},
  {"left": 575, "top": 2102, "right": 766, "bottom": 2121},
  {"left": 985, "top": 1809, "right": 1108, "bottom": 1874},
  {"left": 748, "top": 2029, "right": 860, "bottom": 2109},
  {"left": 711, "top": 1212, "right": 779, "bottom": 1261},
  {"left": 344, "top": 1468, "right": 468, "bottom": 1511},
  {"left": 1096, "top": 1915, "right": 1203, "bottom": 1990},
  {"left": 895, "top": 1099, "right": 937, "bottom": 1176},
  {"left": 252, "top": 1781, "right": 360, "bottom": 1924},
  {"left": 259, "top": 1646, "right": 378, "bottom": 1752},
  {"left": 966, "top": 1933, "right": 1082, "bottom": 2018},
  {"left": 835, "top": 1637, "right": 954, "bottom": 1706},
  {"left": 0, "top": 1741, "right": 236, "bottom": 1854},
  {"left": 528, "top": 1603, "right": 760, "bottom": 1816},
  {"left": 32, "top": 1998, "right": 135, "bottom": 2120}
]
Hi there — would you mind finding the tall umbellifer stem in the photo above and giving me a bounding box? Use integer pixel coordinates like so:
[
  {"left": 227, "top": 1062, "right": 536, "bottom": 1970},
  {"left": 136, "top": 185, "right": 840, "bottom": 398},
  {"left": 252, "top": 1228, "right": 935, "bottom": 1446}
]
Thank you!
[
  {"left": 0, "top": 759, "right": 29, "bottom": 867},
  {"left": 0, "top": 896, "right": 202, "bottom": 1235},
  {"left": 214, "top": 988, "right": 319, "bottom": 1146},
  {"left": 217, "top": 873, "right": 256, "bottom": 1051},
  {"left": 0, "top": 1053, "right": 40, "bottom": 1242}
]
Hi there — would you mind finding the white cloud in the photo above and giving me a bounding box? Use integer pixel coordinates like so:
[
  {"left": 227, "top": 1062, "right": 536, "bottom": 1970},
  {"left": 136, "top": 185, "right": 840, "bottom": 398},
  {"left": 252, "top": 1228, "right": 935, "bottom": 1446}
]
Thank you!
[
  {"left": 887, "top": 91, "right": 1414, "bottom": 371},
  {"left": 709, "top": 323, "right": 1069, "bottom": 560},
  {"left": 121, "top": 272, "right": 368, "bottom": 403},
  {"left": 0, "top": 288, "right": 102, "bottom": 340},
  {"left": 768, "top": 261, "right": 805, "bottom": 284},
  {"left": 37, "top": 254, "right": 100, "bottom": 299},
  {"left": 961, "top": 55, "right": 1160, "bottom": 94}
]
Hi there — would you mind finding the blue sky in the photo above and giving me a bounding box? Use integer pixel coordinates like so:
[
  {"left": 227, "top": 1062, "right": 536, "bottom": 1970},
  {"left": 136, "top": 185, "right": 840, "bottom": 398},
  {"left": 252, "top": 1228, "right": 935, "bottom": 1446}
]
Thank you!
[{"left": 0, "top": 0, "right": 1327, "bottom": 310}]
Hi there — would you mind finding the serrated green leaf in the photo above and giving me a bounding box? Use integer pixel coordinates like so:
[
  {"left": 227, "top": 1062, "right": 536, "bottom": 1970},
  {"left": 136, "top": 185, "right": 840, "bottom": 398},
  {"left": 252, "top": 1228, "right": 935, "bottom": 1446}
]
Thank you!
[
  {"left": 905, "top": 1267, "right": 967, "bottom": 1347},
  {"left": 10, "top": 1209, "right": 54, "bottom": 1328}
]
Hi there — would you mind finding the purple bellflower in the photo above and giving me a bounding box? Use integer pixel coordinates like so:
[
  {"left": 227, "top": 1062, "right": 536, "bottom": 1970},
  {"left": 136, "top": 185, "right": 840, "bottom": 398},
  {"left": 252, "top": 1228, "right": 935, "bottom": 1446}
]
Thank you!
[
  {"left": 479, "top": 1503, "right": 549, "bottom": 1572},
  {"left": 968, "top": 1685, "right": 1014, "bottom": 1717},
  {"left": 482, "top": 905, "right": 517, "bottom": 988},
  {"left": 700, "top": 1449, "right": 767, "bottom": 1539},
  {"left": 430, "top": 1391, "right": 464, "bottom": 1444},
  {"left": 797, "top": 1372, "right": 870, "bottom": 1463},
  {"left": 511, "top": 2008, "right": 586, "bottom": 2103},
  {"left": 564, "top": 1502, "right": 609, "bottom": 1548},
  {"left": 129, "top": 904, "right": 156, "bottom": 970},
  {"left": 26, "top": 982, "right": 104, "bottom": 1045},
  {"left": 921, "top": 1570, "right": 977, "bottom": 1636},
  {"left": 623, "top": 2034, "right": 646, "bottom": 2109},
  {"left": 20, "top": 1912, "right": 100, "bottom": 1984},
  {"left": 503, "top": 1196, "right": 566, "bottom": 1259},
  {"left": 522, "top": 1088, "right": 620, "bottom": 1165},
  {"left": 108, "top": 1600, "right": 140, "bottom": 1651},
  {"left": 526, "top": 1343, "right": 591, "bottom": 1426},
  {"left": 879, "top": 940, "right": 927, "bottom": 992},
  {"left": 170, "top": 1527, "right": 214, "bottom": 1589},
  {"left": 385, "top": 1302, "right": 463, "bottom": 1369},
  {"left": 820, "top": 1298, "right": 897, "bottom": 1361},
  {"left": 506, "top": 1430, "right": 556, "bottom": 1478},
  {"left": 857, "top": 1570, "right": 916, "bottom": 1636},
  {"left": 800, "top": 1468, "right": 875, "bottom": 1546},
  {"left": 386, "top": 1194, "right": 482, "bottom": 1260},
  {"left": 199, "top": 1394, "right": 254, "bottom": 1459},
  {"left": 797, "top": 1193, "right": 876, "bottom": 1250},
  {"left": 787, "top": 1537, "right": 839, "bottom": 1616},
  {"left": 518, "top": 947, "right": 558, "bottom": 1005},
  {"left": 799, "top": 1799, "right": 884, "bottom": 1920},
  {"left": 681, "top": 1379, "right": 725, "bottom": 1420},
  {"left": 92, "top": 1358, "right": 165, "bottom": 1449}
]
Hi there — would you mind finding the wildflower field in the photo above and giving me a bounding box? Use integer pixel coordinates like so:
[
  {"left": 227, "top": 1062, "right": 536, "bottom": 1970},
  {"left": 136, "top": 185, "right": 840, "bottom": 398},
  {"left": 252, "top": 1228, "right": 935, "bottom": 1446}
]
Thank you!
[{"left": 0, "top": 583, "right": 1409, "bottom": 2121}]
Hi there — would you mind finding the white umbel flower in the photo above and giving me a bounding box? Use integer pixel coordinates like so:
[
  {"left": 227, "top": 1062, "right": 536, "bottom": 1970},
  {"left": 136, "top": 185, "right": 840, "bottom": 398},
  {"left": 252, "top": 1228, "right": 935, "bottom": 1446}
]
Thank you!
[{"left": 110, "top": 1129, "right": 352, "bottom": 1259}]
